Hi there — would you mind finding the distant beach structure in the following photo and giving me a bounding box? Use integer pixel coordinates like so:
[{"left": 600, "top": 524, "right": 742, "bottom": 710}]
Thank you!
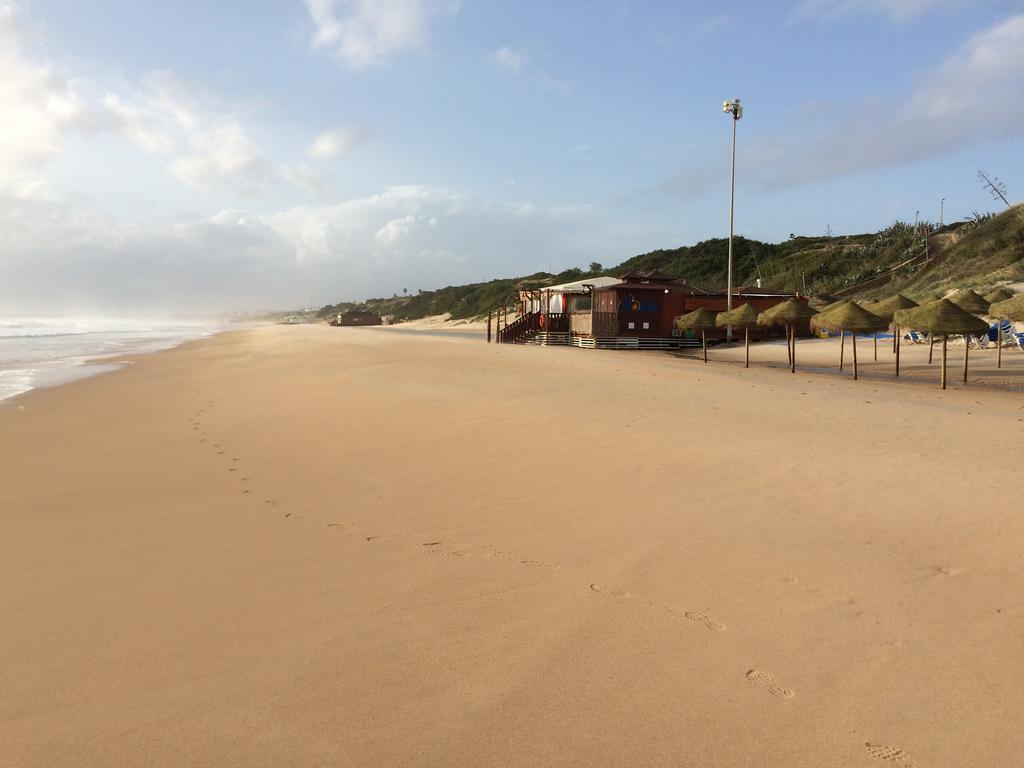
[{"left": 333, "top": 311, "right": 383, "bottom": 327}]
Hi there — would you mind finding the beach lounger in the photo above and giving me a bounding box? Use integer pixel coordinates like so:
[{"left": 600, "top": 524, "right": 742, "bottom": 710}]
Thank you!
[
  {"left": 905, "top": 330, "right": 926, "bottom": 343},
  {"left": 968, "top": 334, "right": 989, "bottom": 350}
]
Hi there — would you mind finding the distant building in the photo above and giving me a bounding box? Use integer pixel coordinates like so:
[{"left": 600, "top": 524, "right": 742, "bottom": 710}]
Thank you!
[{"left": 334, "top": 311, "right": 383, "bottom": 326}]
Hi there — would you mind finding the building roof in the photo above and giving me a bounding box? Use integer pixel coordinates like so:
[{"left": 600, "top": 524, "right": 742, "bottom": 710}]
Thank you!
[
  {"left": 607, "top": 281, "right": 695, "bottom": 292},
  {"left": 732, "top": 285, "right": 798, "bottom": 297},
  {"left": 617, "top": 269, "right": 677, "bottom": 283},
  {"left": 522, "top": 276, "right": 620, "bottom": 295}
]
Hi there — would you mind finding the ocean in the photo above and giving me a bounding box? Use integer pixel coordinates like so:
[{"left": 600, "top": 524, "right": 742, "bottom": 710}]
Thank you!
[{"left": 0, "top": 317, "right": 228, "bottom": 403}]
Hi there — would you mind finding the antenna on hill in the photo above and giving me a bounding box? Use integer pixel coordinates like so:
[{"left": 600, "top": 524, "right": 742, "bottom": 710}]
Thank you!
[{"left": 978, "top": 170, "right": 1010, "bottom": 208}]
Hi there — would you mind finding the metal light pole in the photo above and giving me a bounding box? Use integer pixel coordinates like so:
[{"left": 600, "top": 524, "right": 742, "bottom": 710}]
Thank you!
[
  {"left": 940, "top": 198, "right": 945, "bottom": 227},
  {"left": 723, "top": 98, "right": 743, "bottom": 341}
]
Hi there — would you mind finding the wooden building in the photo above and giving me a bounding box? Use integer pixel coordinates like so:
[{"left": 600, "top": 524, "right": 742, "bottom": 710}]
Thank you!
[
  {"left": 504, "top": 270, "right": 807, "bottom": 348},
  {"left": 333, "top": 311, "right": 383, "bottom": 326}
]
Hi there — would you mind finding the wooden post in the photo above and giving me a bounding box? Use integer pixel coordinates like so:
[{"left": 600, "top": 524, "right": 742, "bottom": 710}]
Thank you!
[
  {"left": 892, "top": 325, "right": 897, "bottom": 354},
  {"left": 873, "top": 332, "right": 878, "bottom": 361},
  {"left": 941, "top": 335, "right": 947, "bottom": 390},
  {"left": 963, "top": 336, "right": 969, "bottom": 383},
  {"left": 702, "top": 329, "right": 708, "bottom": 363},
  {"left": 786, "top": 324, "right": 792, "bottom": 366},
  {"left": 840, "top": 330, "right": 845, "bottom": 371},
  {"left": 852, "top": 331, "right": 859, "bottom": 380},
  {"left": 487, "top": 311, "right": 492, "bottom": 343},
  {"left": 998, "top": 320, "right": 1003, "bottom": 369},
  {"left": 744, "top": 326, "right": 750, "bottom": 368},
  {"left": 895, "top": 325, "right": 901, "bottom": 377},
  {"left": 928, "top": 333, "right": 934, "bottom": 364},
  {"left": 790, "top": 323, "right": 798, "bottom": 374}
]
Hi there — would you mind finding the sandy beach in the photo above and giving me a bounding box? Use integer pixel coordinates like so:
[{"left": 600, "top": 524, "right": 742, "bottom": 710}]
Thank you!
[{"left": 3, "top": 325, "right": 1023, "bottom": 768}]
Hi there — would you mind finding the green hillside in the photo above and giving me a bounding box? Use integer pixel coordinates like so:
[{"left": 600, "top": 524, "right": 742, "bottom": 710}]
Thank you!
[{"left": 318, "top": 205, "right": 1024, "bottom": 322}]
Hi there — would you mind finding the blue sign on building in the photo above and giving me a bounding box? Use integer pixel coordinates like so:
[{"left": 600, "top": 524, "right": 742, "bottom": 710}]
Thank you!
[{"left": 620, "top": 294, "right": 658, "bottom": 313}]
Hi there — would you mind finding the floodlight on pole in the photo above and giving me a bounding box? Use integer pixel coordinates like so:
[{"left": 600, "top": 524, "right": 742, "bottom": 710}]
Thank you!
[{"left": 723, "top": 98, "right": 742, "bottom": 341}]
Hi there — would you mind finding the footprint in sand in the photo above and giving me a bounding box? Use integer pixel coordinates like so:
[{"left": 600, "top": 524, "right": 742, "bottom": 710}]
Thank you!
[
  {"left": 865, "top": 742, "right": 916, "bottom": 765},
  {"left": 589, "top": 583, "right": 630, "bottom": 598},
  {"left": 685, "top": 611, "right": 727, "bottom": 632},
  {"left": 745, "top": 669, "right": 794, "bottom": 699}
]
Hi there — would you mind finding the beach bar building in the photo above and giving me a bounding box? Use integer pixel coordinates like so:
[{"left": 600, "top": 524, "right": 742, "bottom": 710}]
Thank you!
[{"left": 504, "top": 271, "right": 805, "bottom": 348}]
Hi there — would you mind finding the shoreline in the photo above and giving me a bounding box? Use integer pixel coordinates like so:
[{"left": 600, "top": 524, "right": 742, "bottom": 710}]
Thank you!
[
  {"left": 0, "top": 323, "right": 248, "bottom": 405},
  {"left": 7, "top": 322, "right": 1024, "bottom": 408}
]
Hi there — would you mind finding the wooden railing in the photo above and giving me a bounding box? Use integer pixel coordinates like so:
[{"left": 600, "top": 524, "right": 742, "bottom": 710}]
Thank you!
[{"left": 497, "top": 312, "right": 569, "bottom": 343}]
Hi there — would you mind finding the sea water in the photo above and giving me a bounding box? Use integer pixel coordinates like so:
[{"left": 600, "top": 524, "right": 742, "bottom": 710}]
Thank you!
[{"left": 0, "top": 317, "right": 228, "bottom": 402}]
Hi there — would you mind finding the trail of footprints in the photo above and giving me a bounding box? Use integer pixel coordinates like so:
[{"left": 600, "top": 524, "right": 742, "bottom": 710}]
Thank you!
[
  {"left": 745, "top": 668, "right": 794, "bottom": 699},
  {"left": 182, "top": 385, "right": 926, "bottom": 765}
]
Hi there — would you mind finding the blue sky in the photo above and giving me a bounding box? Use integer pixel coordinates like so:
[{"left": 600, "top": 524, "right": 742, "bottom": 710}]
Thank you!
[{"left": 2, "top": 0, "right": 1023, "bottom": 314}]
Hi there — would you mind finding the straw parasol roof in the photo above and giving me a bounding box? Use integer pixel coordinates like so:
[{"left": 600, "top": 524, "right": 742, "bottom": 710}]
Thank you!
[
  {"left": 866, "top": 293, "right": 918, "bottom": 320},
  {"left": 757, "top": 299, "right": 817, "bottom": 373},
  {"left": 989, "top": 293, "right": 1024, "bottom": 321},
  {"left": 894, "top": 299, "right": 989, "bottom": 389},
  {"left": 893, "top": 299, "right": 989, "bottom": 335},
  {"left": 715, "top": 303, "right": 760, "bottom": 368},
  {"left": 715, "top": 303, "right": 759, "bottom": 327},
  {"left": 811, "top": 302, "right": 889, "bottom": 333},
  {"left": 816, "top": 298, "right": 849, "bottom": 314},
  {"left": 985, "top": 287, "right": 1015, "bottom": 304},
  {"left": 673, "top": 308, "right": 718, "bottom": 330},
  {"left": 949, "top": 289, "right": 991, "bottom": 315},
  {"left": 756, "top": 298, "right": 817, "bottom": 326}
]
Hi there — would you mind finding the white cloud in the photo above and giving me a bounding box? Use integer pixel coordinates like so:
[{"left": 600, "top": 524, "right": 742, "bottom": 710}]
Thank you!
[
  {"left": 374, "top": 214, "right": 420, "bottom": 242},
  {"left": 309, "top": 126, "right": 367, "bottom": 159},
  {"left": 280, "top": 162, "right": 330, "bottom": 199},
  {"left": 104, "top": 71, "right": 267, "bottom": 195},
  {"left": 305, "top": 0, "right": 458, "bottom": 69},
  {"left": 767, "top": 13, "right": 1024, "bottom": 186},
  {"left": 795, "top": 0, "right": 967, "bottom": 22},
  {"left": 0, "top": 2, "right": 88, "bottom": 198},
  {"left": 490, "top": 46, "right": 524, "bottom": 74},
  {"left": 0, "top": 175, "right": 600, "bottom": 312},
  {"left": 0, "top": 3, "right": 267, "bottom": 199}
]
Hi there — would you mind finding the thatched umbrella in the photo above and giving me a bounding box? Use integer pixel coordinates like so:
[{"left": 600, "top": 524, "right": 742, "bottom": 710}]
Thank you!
[
  {"left": 716, "top": 303, "right": 759, "bottom": 368},
  {"left": 866, "top": 293, "right": 918, "bottom": 375},
  {"left": 989, "top": 293, "right": 1024, "bottom": 369},
  {"left": 893, "top": 299, "right": 989, "bottom": 389},
  {"left": 985, "top": 287, "right": 1015, "bottom": 304},
  {"left": 757, "top": 299, "right": 817, "bottom": 374},
  {"left": 811, "top": 303, "right": 888, "bottom": 380},
  {"left": 674, "top": 308, "right": 718, "bottom": 363},
  {"left": 950, "top": 289, "right": 991, "bottom": 316},
  {"left": 815, "top": 300, "right": 852, "bottom": 366}
]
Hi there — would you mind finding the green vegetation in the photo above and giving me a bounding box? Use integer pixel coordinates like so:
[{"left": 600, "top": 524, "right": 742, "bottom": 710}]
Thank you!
[{"left": 319, "top": 205, "right": 1024, "bottom": 322}]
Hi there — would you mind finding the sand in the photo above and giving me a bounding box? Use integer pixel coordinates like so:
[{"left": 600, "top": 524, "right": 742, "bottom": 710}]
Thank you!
[{"left": 2, "top": 326, "right": 1022, "bottom": 767}]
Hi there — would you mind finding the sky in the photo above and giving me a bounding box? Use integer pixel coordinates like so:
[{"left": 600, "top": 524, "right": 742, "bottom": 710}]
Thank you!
[{"left": 2, "top": 0, "right": 1023, "bottom": 315}]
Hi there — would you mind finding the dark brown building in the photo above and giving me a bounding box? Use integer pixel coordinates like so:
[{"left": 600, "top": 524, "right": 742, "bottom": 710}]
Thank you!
[
  {"left": 570, "top": 271, "right": 806, "bottom": 347},
  {"left": 334, "top": 311, "right": 382, "bottom": 326}
]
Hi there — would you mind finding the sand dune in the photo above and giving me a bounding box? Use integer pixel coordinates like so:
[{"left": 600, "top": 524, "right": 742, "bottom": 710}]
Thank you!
[{"left": 2, "top": 326, "right": 1022, "bottom": 767}]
